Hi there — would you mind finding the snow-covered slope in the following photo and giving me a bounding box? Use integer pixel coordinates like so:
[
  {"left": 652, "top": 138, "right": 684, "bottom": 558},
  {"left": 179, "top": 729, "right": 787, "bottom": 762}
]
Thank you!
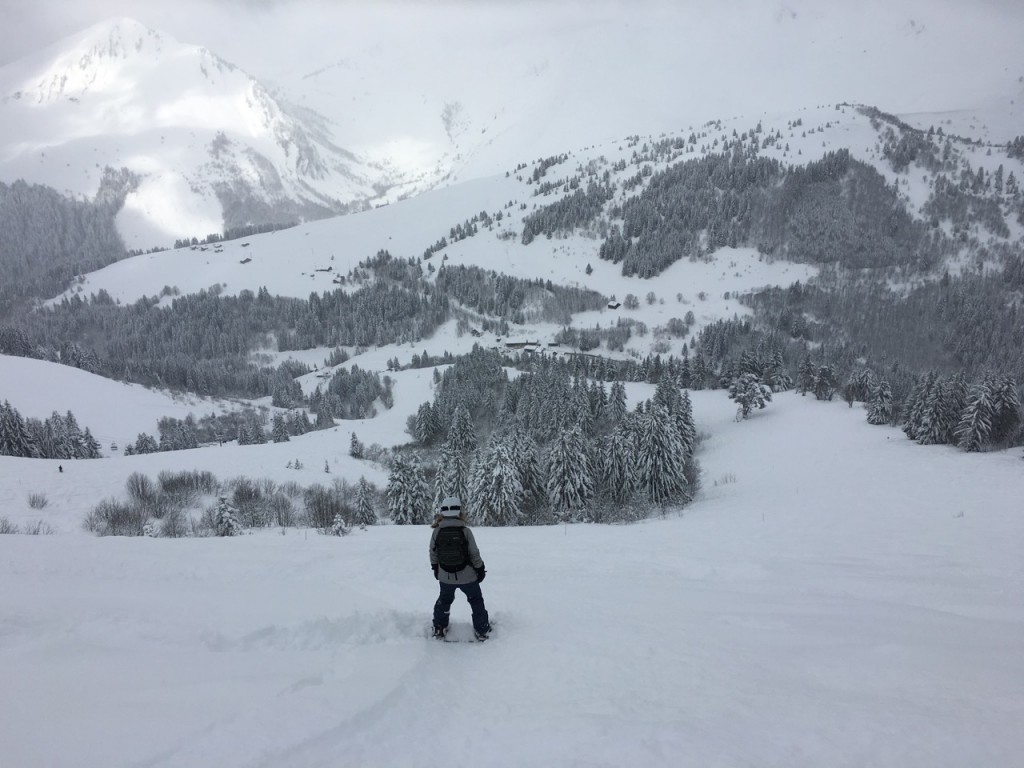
[
  {"left": 2, "top": 391, "right": 1022, "bottom": 767},
  {"left": 0, "top": 18, "right": 382, "bottom": 248}
]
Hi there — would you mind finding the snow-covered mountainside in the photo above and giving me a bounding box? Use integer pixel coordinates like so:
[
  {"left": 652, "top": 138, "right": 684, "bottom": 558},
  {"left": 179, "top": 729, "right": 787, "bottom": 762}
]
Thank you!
[
  {"left": 3, "top": 3, "right": 1024, "bottom": 252},
  {"left": 0, "top": 18, "right": 385, "bottom": 249}
]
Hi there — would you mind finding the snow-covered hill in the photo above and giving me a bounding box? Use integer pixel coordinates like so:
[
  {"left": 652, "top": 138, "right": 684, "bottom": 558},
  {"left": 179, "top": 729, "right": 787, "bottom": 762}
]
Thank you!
[
  {"left": 2, "top": 390, "right": 1022, "bottom": 767},
  {"left": 0, "top": 18, "right": 385, "bottom": 249}
]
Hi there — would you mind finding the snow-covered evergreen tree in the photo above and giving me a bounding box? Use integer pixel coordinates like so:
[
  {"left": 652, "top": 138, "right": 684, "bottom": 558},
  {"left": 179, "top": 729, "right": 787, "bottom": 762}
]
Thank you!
[
  {"left": 727, "top": 373, "right": 772, "bottom": 419},
  {"left": 0, "top": 400, "right": 37, "bottom": 458},
  {"left": 215, "top": 496, "right": 241, "bottom": 537},
  {"left": 354, "top": 477, "right": 378, "bottom": 526},
  {"left": 608, "top": 381, "right": 628, "bottom": 425},
  {"left": 813, "top": 364, "right": 839, "bottom": 401},
  {"left": 447, "top": 403, "right": 477, "bottom": 455},
  {"left": 955, "top": 383, "right": 994, "bottom": 452},
  {"left": 386, "top": 455, "right": 430, "bottom": 525},
  {"left": 470, "top": 435, "right": 524, "bottom": 526},
  {"left": 636, "top": 405, "right": 688, "bottom": 505},
  {"left": 349, "top": 432, "right": 364, "bottom": 458},
  {"left": 329, "top": 512, "right": 349, "bottom": 536},
  {"left": 599, "top": 426, "right": 637, "bottom": 504},
  {"left": 545, "top": 425, "right": 594, "bottom": 520},
  {"left": 414, "top": 402, "right": 441, "bottom": 445},
  {"left": 866, "top": 379, "right": 894, "bottom": 425},
  {"left": 271, "top": 414, "right": 290, "bottom": 443},
  {"left": 989, "top": 374, "right": 1022, "bottom": 444},
  {"left": 434, "top": 440, "right": 469, "bottom": 507},
  {"left": 509, "top": 429, "right": 545, "bottom": 514}
]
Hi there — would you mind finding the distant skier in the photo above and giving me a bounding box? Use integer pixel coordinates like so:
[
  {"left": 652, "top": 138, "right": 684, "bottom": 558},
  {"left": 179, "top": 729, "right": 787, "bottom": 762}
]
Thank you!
[{"left": 430, "top": 496, "right": 491, "bottom": 640}]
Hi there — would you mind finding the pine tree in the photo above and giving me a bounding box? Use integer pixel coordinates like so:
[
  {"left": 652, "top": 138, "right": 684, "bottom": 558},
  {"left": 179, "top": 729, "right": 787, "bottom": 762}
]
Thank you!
[
  {"left": 509, "top": 429, "right": 545, "bottom": 515},
  {"left": 434, "top": 439, "right": 469, "bottom": 507},
  {"left": 215, "top": 496, "right": 241, "bottom": 536},
  {"left": 796, "top": 355, "right": 816, "bottom": 395},
  {"left": 608, "top": 381, "right": 628, "bottom": 425},
  {"left": 989, "top": 374, "right": 1022, "bottom": 444},
  {"left": 813, "top": 365, "right": 838, "bottom": 401},
  {"left": 470, "top": 435, "right": 524, "bottom": 526},
  {"left": 349, "top": 432, "right": 364, "bottom": 459},
  {"left": 386, "top": 455, "right": 430, "bottom": 525},
  {"left": 414, "top": 402, "right": 441, "bottom": 445},
  {"left": 727, "top": 373, "right": 772, "bottom": 419},
  {"left": 955, "top": 383, "right": 994, "bottom": 452},
  {"left": 447, "top": 403, "right": 477, "bottom": 455},
  {"left": 0, "top": 400, "right": 37, "bottom": 458},
  {"left": 545, "top": 425, "right": 593, "bottom": 521},
  {"left": 599, "top": 426, "right": 637, "bottom": 504},
  {"left": 329, "top": 512, "right": 349, "bottom": 536},
  {"left": 272, "top": 414, "right": 290, "bottom": 443},
  {"left": 354, "top": 477, "right": 378, "bottom": 526},
  {"left": 636, "top": 405, "right": 688, "bottom": 505},
  {"left": 866, "top": 379, "right": 894, "bottom": 425}
]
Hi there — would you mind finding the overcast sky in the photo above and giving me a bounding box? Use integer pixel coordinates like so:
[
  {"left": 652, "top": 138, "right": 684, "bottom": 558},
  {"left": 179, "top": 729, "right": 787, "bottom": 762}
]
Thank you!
[
  {"left": 2, "top": 0, "right": 1023, "bottom": 119},
  {"left": 4, "top": 0, "right": 1024, "bottom": 71}
]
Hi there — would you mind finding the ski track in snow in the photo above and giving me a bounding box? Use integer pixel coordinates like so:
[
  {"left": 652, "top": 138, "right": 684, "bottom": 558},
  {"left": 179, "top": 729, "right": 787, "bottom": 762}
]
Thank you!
[{"left": 1, "top": 392, "right": 1023, "bottom": 767}]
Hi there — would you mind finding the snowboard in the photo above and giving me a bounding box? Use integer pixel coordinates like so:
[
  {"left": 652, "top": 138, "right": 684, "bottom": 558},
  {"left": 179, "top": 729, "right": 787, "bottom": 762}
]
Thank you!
[{"left": 429, "top": 622, "right": 493, "bottom": 643}]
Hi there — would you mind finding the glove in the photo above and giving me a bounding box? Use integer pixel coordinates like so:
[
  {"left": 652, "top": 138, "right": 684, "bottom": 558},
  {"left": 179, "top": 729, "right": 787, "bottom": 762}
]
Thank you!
[
  {"left": 475, "top": 566, "right": 486, "bottom": 583},
  {"left": 432, "top": 564, "right": 439, "bottom": 579}
]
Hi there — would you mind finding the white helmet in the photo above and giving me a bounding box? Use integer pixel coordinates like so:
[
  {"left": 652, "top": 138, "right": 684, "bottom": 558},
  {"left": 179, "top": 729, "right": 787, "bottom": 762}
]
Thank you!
[{"left": 439, "top": 496, "right": 462, "bottom": 517}]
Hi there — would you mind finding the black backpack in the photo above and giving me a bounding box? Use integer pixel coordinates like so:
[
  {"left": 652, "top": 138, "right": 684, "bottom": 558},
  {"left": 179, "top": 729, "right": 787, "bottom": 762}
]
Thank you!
[{"left": 435, "top": 526, "right": 470, "bottom": 573}]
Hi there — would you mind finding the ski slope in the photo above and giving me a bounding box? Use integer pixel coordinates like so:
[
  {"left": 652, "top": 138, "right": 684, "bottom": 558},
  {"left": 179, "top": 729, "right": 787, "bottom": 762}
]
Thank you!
[{"left": 1, "top": 391, "right": 1022, "bottom": 767}]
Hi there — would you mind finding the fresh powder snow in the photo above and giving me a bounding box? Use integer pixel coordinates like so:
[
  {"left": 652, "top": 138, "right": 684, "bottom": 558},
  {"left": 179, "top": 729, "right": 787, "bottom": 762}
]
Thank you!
[{"left": 1, "top": 390, "right": 1022, "bottom": 767}]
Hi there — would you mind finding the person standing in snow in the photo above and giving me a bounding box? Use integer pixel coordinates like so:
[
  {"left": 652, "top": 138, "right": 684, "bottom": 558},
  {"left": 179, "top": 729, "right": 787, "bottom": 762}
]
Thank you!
[{"left": 430, "top": 496, "right": 491, "bottom": 640}]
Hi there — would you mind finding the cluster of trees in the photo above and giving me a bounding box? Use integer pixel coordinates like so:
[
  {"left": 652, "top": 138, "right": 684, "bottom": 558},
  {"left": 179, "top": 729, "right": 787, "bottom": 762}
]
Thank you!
[
  {"left": 0, "top": 179, "right": 127, "bottom": 314},
  {"left": 596, "top": 148, "right": 936, "bottom": 278},
  {"left": 434, "top": 263, "right": 606, "bottom": 325},
  {"left": 172, "top": 220, "right": 296, "bottom": 250},
  {"left": 314, "top": 365, "right": 393, "bottom": 420},
  {"left": 901, "top": 372, "right": 1021, "bottom": 451},
  {"left": 0, "top": 401, "right": 101, "bottom": 459},
  {"left": 520, "top": 182, "right": 613, "bottom": 244},
  {"left": 388, "top": 349, "right": 698, "bottom": 526}
]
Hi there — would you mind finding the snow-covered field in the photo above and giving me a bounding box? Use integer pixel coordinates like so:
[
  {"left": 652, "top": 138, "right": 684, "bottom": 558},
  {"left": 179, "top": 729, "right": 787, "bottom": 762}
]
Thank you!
[{"left": 2, "top": 391, "right": 1022, "bottom": 768}]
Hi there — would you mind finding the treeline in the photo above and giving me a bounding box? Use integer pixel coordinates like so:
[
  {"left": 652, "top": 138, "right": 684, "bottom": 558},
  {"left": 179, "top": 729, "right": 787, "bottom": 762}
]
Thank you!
[
  {"left": 172, "top": 220, "right": 297, "bottom": 249},
  {"left": 0, "top": 401, "right": 101, "bottom": 459}
]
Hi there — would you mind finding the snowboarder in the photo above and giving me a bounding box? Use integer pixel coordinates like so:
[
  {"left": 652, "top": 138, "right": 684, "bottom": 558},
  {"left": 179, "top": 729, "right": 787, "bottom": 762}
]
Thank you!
[{"left": 430, "top": 496, "right": 491, "bottom": 640}]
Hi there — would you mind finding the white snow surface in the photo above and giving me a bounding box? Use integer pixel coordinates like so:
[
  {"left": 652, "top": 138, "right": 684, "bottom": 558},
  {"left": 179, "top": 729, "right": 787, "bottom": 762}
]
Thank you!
[{"left": 1, "top": 391, "right": 1022, "bottom": 767}]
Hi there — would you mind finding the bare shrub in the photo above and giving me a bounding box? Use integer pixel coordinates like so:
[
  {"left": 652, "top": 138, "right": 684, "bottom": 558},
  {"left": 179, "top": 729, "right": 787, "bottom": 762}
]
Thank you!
[
  {"left": 84, "top": 499, "right": 147, "bottom": 536},
  {"left": 125, "top": 472, "right": 166, "bottom": 518},
  {"left": 160, "top": 508, "right": 188, "bottom": 538},
  {"left": 27, "top": 493, "right": 49, "bottom": 510},
  {"left": 0, "top": 517, "right": 19, "bottom": 534},
  {"left": 230, "top": 477, "right": 264, "bottom": 527},
  {"left": 267, "top": 493, "right": 295, "bottom": 527},
  {"left": 23, "top": 520, "right": 55, "bottom": 535},
  {"left": 304, "top": 484, "right": 343, "bottom": 531},
  {"left": 278, "top": 481, "right": 304, "bottom": 499},
  {"left": 158, "top": 469, "right": 218, "bottom": 503}
]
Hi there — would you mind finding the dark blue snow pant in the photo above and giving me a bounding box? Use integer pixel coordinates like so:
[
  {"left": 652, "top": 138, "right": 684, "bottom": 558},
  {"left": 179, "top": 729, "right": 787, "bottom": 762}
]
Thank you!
[{"left": 433, "top": 580, "right": 490, "bottom": 634}]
